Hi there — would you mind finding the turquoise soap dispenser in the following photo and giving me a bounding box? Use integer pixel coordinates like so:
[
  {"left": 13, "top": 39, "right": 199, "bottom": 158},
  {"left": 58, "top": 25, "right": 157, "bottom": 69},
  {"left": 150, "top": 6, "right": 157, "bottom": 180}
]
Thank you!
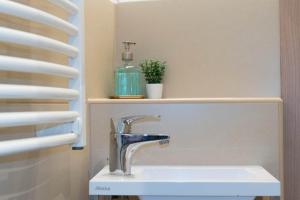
[{"left": 113, "top": 41, "right": 143, "bottom": 98}]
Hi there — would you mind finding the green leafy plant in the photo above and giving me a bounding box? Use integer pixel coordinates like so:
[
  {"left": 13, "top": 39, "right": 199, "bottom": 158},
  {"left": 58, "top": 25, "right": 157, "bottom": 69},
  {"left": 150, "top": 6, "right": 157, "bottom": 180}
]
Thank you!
[{"left": 139, "top": 59, "right": 166, "bottom": 84}]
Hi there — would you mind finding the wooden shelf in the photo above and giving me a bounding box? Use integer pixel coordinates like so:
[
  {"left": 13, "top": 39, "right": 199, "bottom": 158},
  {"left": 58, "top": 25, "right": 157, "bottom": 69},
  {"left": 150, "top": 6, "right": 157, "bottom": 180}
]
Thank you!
[{"left": 88, "top": 97, "right": 283, "bottom": 104}]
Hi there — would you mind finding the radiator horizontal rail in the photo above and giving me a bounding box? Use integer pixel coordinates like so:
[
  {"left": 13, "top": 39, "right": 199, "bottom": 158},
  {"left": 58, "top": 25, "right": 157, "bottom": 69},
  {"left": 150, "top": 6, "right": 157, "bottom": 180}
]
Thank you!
[
  {"left": 0, "top": 55, "right": 79, "bottom": 78},
  {"left": 48, "top": 0, "right": 79, "bottom": 14},
  {"left": 0, "top": 84, "right": 79, "bottom": 100},
  {"left": 0, "top": 0, "right": 78, "bottom": 35},
  {"left": 0, "top": 27, "right": 78, "bottom": 57},
  {"left": 0, "top": 133, "right": 78, "bottom": 156},
  {"left": 0, "top": 0, "right": 85, "bottom": 152},
  {"left": 0, "top": 111, "right": 79, "bottom": 128}
]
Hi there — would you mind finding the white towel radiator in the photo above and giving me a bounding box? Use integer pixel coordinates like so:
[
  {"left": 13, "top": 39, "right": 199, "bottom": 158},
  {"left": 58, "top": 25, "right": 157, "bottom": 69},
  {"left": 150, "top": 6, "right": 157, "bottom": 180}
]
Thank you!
[{"left": 0, "top": 0, "right": 85, "bottom": 156}]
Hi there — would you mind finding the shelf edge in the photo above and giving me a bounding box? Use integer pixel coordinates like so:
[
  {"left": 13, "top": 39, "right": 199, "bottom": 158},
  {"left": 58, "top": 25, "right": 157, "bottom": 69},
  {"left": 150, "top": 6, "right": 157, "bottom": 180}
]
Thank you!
[{"left": 87, "top": 97, "right": 283, "bottom": 104}]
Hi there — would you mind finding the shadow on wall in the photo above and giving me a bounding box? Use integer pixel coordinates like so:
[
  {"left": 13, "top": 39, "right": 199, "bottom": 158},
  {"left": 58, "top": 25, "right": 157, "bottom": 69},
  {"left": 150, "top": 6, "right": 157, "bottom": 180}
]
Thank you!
[{"left": 0, "top": 146, "right": 70, "bottom": 199}]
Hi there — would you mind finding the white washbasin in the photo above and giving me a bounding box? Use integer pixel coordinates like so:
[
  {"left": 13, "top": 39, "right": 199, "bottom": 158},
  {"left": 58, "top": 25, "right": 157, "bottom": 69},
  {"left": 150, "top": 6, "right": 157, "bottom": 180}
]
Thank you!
[{"left": 89, "top": 165, "right": 280, "bottom": 200}]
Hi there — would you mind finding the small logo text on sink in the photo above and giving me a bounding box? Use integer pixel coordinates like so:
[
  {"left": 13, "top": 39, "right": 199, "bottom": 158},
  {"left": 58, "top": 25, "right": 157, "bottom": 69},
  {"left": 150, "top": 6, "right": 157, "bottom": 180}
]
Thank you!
[{"left": 95, "top": 186, "right": 111, "bottom": 191}]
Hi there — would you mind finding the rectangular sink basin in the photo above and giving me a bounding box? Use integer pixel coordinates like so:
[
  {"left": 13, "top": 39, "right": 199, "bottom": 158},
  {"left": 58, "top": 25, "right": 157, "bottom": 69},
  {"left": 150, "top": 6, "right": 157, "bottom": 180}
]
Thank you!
[{"left": 89, "top": 165, "right": 280, "bottom": 200}]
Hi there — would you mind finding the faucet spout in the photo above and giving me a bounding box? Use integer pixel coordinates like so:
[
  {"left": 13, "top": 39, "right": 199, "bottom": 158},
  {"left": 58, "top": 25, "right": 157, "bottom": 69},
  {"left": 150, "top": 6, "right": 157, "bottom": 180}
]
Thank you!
[{"left": 121, "top": 134, "right": 170, "bottom": 175}]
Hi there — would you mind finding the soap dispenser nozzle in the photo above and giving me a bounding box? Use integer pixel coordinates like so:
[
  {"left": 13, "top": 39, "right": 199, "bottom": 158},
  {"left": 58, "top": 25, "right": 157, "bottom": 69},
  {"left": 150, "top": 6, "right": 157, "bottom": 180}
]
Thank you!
[{"left": 122, "top": 41, "right": 136, "bottom": 62}]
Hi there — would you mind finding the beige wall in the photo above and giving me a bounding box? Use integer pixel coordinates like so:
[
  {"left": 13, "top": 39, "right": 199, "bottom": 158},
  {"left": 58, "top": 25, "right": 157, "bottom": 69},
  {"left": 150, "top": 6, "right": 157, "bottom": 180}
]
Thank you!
[
  {"left": 87, "top": 1, "right": 282, "bottom": 199},
  {"left": 86, "top": 0, "right": 115, "bottom": 98},
  {"left": 115, "top": 0, "right": 280, "bottom": 98},
  {"left": 0, "top": 0, "right": 115, "bottom": 200},
  {"left": 89, "top": 101, "right": 282, "bottom": 180}
]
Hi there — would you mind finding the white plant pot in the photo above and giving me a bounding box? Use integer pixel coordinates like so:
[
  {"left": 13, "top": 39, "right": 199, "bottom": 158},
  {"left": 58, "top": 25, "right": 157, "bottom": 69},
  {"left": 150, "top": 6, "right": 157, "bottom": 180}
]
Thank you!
[{"left": 146, "top": 84, "right": 163, "bottom": 99}]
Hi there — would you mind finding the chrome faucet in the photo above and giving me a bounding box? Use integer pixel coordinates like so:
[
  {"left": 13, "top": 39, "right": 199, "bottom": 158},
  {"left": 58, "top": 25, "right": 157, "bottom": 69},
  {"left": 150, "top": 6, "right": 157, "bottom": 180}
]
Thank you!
[{"left": 109, "top": 115, "right": 170, "bottom": 175}]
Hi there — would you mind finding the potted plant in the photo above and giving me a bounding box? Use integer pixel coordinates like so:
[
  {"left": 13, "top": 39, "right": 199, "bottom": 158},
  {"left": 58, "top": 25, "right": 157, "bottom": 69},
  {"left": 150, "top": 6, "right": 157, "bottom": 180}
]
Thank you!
[{"left": 140, "top": 59, "right": 166, "bottom": 99}]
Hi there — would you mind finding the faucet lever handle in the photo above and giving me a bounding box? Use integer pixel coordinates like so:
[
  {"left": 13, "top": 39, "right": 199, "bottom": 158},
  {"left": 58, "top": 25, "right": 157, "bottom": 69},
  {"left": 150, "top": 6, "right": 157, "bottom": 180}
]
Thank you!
[
  {"left": 117, "top": 115, "right": 161, "bottom": 134},
  {"left": 123, "top": 115, "right": 160, "bottom": 124}
]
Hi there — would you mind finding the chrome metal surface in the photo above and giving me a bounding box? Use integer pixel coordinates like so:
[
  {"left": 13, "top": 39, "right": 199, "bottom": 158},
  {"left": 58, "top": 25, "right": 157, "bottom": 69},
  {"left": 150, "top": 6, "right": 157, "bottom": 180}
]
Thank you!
[
  {"left": 116, "top": 115, "right": 161, "bottom": 134},
  {"left": 109, "top": 115, "right": 170, "bottom": 175}
]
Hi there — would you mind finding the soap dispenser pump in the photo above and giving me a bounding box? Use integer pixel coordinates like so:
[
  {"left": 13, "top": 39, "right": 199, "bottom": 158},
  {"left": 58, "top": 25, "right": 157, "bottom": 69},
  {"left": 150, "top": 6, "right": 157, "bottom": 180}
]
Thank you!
[
  {"left": 113, "top": 41, "right": 143, "bottom": 98},
  {"left": 122, "top": 41, "right": 135, "bottom": 62}
]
